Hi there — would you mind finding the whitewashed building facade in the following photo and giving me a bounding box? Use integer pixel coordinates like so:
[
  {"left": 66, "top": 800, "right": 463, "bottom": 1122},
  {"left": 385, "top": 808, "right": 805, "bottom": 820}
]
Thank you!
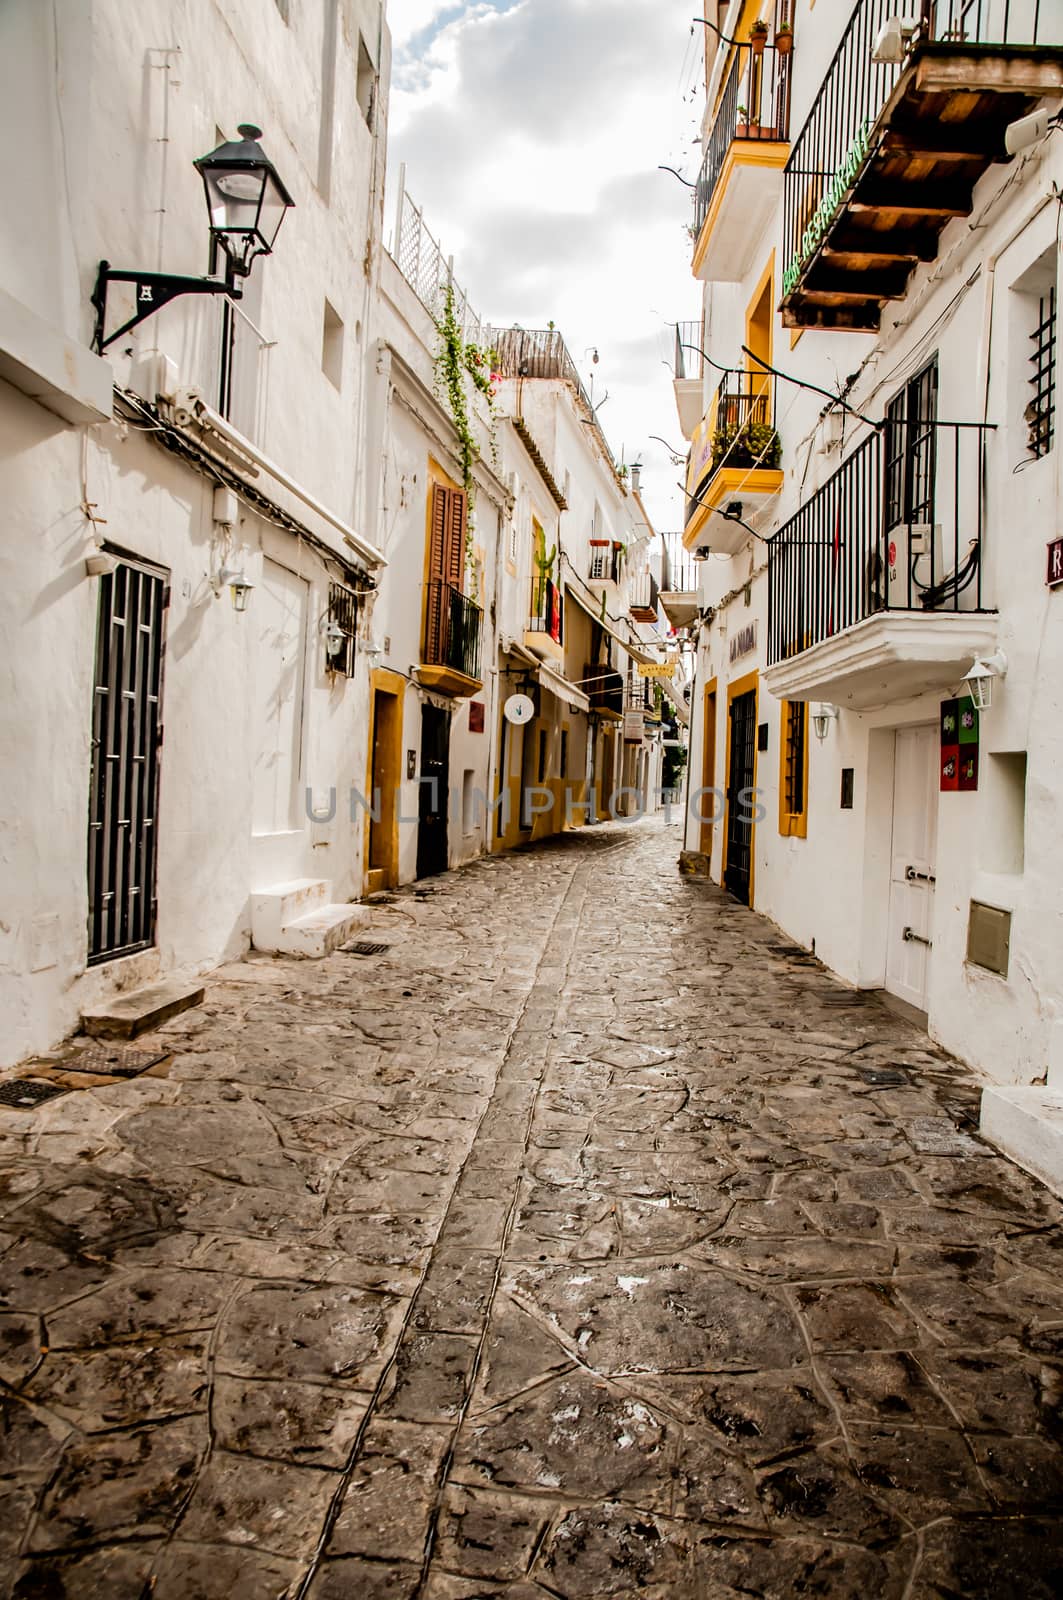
[{"left": 675, "top": 1, "right": 1063, "bottom": 1186}]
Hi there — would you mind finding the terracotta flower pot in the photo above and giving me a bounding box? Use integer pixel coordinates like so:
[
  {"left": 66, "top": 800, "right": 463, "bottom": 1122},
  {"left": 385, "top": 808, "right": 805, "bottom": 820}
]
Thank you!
[
  {"left": 750, "top": 25, "right": 768, "bottom": 57},
  {"left": 776, "top": 29, "right": 793, "bottom": 55}
]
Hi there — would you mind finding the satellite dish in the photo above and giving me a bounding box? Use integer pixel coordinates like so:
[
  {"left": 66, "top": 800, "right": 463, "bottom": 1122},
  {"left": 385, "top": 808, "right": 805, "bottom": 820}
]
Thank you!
[{"left": 504, "top": 693, "right": 535, "bottom": 725}]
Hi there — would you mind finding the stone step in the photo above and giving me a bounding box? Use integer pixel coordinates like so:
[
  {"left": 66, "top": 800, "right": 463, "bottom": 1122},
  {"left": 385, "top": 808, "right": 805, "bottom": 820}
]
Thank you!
[
  {"left": 81, "top": 980, "right": 205, "bottom": 1040},
  {"left": 250, "top": 879, "right": 331, "bottom": 953},
  {"left": 980, "top": 1086, "right": 1063, "bottom": 1199},
  {"left": 276, "top": 903, "right": 370, "bottom": 958}
]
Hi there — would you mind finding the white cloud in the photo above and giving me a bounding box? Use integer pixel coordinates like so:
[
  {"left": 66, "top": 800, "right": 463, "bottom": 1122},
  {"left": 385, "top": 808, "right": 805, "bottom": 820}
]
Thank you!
[{"left": 384, "top": 0, "right": 704, "bottom": 530}]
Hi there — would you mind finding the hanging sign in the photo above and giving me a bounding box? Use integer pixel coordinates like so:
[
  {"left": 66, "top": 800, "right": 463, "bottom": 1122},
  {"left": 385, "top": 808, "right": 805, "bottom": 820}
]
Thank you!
[
  {"left": 638, "top": 656, "right": 679, "bottom": 678},
  {"left": 503, "top": 693, "right": 534, "bottom": 725},
  {"left": 623, "top": 710, "right": 645, "bottom": 744}
]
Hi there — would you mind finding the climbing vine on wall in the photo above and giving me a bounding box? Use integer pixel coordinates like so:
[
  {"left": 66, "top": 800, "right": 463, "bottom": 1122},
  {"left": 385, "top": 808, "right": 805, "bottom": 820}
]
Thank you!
[{"left": 433, "top": 285, "right": 499, "bottom": 513}]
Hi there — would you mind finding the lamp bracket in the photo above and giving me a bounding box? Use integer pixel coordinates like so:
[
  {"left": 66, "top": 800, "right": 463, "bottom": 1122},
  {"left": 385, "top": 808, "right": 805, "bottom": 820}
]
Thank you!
[{"left": 92, "top": 261, "right": 241, "bottom": 354}]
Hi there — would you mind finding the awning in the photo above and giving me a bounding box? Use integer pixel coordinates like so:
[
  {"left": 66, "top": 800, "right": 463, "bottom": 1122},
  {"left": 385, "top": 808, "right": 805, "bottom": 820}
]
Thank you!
[
  {"left": 501, "top": 641, "right": 590, "bottom": 713},
  {"left": 539, "top": 663, "right": 590, "bottom": 713},
  {"left": 565, "top": 582, "right": 658, "bottom": 666}
]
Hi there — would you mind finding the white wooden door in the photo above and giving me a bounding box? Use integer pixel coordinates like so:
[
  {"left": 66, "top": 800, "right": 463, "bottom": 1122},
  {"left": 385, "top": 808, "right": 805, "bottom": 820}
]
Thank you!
[
  {"left": 885, "top": 725, "right": 938, "bottom": 1011},
  {"left": 252, "top": 558, "right": 308, "bottom": 834}
]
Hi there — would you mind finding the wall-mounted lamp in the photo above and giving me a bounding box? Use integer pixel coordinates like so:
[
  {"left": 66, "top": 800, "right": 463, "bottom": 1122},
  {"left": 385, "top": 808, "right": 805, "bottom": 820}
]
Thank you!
[
  {"left": 1005, "top": 107, "right": 1061, "bottom": 155},
  {"left": 871, "top": 15, "right": 916, "bottom": 63},
  {"left": 91, "top": 124, "right": 294, "bottom": 353},
  {"left": 85, "top": 551, "right": 118, "bottom": 579},
  {"left": 961, "top": 649, "right": 1008, "bottom": 711},
  {"left": 213, "top": 563, "right": 253, "bottom": 612},
  {"left": 323, "top": 619, "right": 346, "bottom": 659},
  {"left": 812, "top": 702, "right": 839, "bottom": 740}
]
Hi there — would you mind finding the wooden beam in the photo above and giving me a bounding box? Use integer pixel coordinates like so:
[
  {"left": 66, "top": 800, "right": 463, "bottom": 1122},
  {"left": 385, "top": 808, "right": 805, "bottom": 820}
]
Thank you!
[
  {"left": 914, "top": 51, "right": 1063, "bottom": 100},
  {"left": 850, "top": 182, "right": 972, "bottom": 217},
  {"left": 826, "top": 224, "right": 939, "bottom": 262},
  {"left": 781, "top": 301, "right": 881, "bottom": 332},
  {"left": 878, "top": 127, "right": 1004, "bottom": 163},
  {"left": 804, "top": 267, "right": 913, "bottom": 301}
]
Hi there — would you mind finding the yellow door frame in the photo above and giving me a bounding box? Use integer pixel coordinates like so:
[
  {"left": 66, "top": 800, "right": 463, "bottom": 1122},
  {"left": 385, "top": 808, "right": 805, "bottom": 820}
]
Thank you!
[
  {"left": 700, "top": 677, "right": 718, "bottom": 858},
  {"left": 723, "top": 668, "right": 759, "bottom": 905},
  {"left": 363, "top": 667, "right": 405, "bottom": 895}
]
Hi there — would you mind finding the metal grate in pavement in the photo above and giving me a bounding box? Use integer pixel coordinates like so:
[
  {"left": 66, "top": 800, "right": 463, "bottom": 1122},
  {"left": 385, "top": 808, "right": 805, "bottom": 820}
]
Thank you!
[
  {"left": 0, "top": 1079, "right": 68, "bottom": 1109},
  {"left": 342, "top": 940, "right": 390, "bottom": 956},
  {"left": 856, "top": 1065, "right": 911, "bottom": 1087},
  {"left": 57, "top": 1044, "right": 169, "bottom": 1077}
]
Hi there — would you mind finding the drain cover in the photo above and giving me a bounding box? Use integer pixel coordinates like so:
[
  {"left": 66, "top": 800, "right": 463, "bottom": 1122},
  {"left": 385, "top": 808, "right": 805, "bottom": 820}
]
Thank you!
[
  {"left": 58, "top": 1044, "right": 169, "bottom": 1077},
  {"left": 343, "top": 940, "right": 390, "bottom": 956},
  {"left": 857, "top": 1065, "right": 911, "bottom": 1087},
  {"left": 0, "top": 1079, "right": 68, "bottom": 1109}
]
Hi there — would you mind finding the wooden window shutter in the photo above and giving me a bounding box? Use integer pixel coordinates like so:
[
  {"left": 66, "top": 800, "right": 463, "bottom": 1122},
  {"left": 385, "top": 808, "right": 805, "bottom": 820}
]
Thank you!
[
  {"left": 446, "top": 489, "right": 467, "bottom": 591},
  {"left": 428, "top": 483, "right": 448, "bottom": 582}
]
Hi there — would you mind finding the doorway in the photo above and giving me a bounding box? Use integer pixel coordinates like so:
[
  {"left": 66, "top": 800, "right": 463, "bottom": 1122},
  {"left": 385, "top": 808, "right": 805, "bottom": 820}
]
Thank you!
[
  {"left": 725, "top": 686, "right": 757, "bottom": 904},
  {"left": 417, "top": 703, "right": 450, "bottom": 877},
  {"left": 699, "top": 681, "right": 718, "bottom": 858},
  {"left": 885, "top": 725, "right": 938, "bottom": 1014},
  {"left": 366, "top": 676, "right": 402, "bottom": 893},
  {"left": 87, "top": 557, "right": 168, "bottom": 964}
]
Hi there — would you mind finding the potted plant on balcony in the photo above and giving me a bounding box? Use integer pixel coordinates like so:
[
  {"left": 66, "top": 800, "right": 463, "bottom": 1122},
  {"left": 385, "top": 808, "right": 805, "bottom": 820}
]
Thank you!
[
  {"left": 775, "top": 19, "right": 793, "bottom": 54},
  {"left": 735, "top": 102, "right": 760, "bottom": 138},
  {"left": 750, "top": 18, "right": 769, "bottom": 56},
  {"left": 711, "top": 418, "right": 782, "bottom": 474}
]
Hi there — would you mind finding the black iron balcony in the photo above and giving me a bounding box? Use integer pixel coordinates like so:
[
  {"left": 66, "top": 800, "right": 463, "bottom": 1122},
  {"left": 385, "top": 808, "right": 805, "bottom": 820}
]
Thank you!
[
  {"left": 528, "top": 574, "right": 563, "bottom": 645},
  {"left": 629, "top": 571, "right": 659, "bottom": 622},
  {"left": 687, "top": 371, "right": 781, "bottom": 525},
  {"left": 767, "top": 421, "right": 993, "bottom": 668},
  {"left": 583, "top": 663, "right": 624, "bottom": 717},
  {"left": 423, "top": 580, "right": 483, "bottom": 683},
  {"left": 781, "top": 0, "right": 1063, "bottom": 330},
  {"left": 661, "top": 532, "right": 698, "bottom": 594},
  {"left": 674, "top": 322, "right": 704, "bottom": 381},
  {"left": 693, "top": 37, "right": 792, "bottom": 241},
  {"left": 625, "top": 674, "right": 653, "bottom": 712}
]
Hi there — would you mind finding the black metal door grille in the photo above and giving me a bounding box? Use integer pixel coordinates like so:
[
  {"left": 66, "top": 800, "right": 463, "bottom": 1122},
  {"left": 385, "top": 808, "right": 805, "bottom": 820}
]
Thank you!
[
  {"left": 87, "top": 560, "right": 167, "bottom": 964},
  {"left": 725, "top": 689, "right": 756, "bottom": 905},
  {"left": 1029, "top": 287, "right": 1056, "bottom": 459}
]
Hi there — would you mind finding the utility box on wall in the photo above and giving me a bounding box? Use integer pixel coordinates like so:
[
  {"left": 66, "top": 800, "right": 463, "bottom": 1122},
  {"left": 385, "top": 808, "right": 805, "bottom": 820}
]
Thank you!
[{"left": 966, "top": 901, "right": 1011, "bottom": 978}]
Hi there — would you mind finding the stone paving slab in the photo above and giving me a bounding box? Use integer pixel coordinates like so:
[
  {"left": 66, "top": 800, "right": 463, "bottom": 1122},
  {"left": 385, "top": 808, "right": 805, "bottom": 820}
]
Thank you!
[{"left": 1, "top": 819, "right": 1062, "bottom": 1597}]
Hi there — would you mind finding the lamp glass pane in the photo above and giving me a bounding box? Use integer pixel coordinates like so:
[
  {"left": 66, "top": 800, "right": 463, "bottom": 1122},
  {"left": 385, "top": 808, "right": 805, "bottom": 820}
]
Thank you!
[{"left": 257, "top": 171, "right": 290, "bottom": 251}]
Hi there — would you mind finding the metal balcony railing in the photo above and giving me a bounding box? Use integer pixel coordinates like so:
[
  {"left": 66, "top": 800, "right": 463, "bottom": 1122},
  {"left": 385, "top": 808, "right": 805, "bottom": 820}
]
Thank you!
[
  {"left": 782, "top": 0, "right": 1056, "bottom": 298},
  {"left": 767, "top": 421, "right": 992, "bottom": 666},
  {"left": 661, "top": 532, "right": 698, "bottom": 594},
  {"left": 589, "top": 542, "right": 622, "bottom": 584},
  {"left": 688, "top": 371, "right": 780, "bottom": 521},
  {"left": 694, "top": 38, "right": 793, "bottom": 239},
  {"left": 674, "top": 322, "right": 704, "bottom": 380},
  {"left": 626, "top": 674, "right": 653, "bottom": 712},
  {"left": 424, "top": 581, "right": 484, "bottom": 680},
  {"left": 629, "top": 571, "right": 660, "bottom": 620},
  {"left": 528, "top": 574, "right": 563, "bottom": 644},
  {"left": 584, "top": 663, "right": 624, "bottom": 716}
]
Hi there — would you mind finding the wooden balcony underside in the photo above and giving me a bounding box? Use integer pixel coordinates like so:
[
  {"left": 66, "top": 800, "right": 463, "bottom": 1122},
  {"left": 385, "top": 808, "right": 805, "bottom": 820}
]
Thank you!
[{"left": 782, "top": 46, "right": 1063, "bottom": 331}]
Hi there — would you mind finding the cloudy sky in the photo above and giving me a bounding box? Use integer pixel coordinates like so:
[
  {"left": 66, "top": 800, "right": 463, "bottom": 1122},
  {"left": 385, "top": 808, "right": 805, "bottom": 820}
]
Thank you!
[{"left": 384, "top": 0, "right": 704, "bottom": 532}]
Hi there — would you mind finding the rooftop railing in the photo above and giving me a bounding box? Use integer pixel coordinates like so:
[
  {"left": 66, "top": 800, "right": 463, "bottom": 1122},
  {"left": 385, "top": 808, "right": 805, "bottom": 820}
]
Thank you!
[{"left": 488, "top": 328, "right": 621, "bottom": 475}]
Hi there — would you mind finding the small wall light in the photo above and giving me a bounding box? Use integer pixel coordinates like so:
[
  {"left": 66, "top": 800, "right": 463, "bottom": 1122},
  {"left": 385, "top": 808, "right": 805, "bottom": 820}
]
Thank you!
[
  {"left": 812, "top": 702, "right": 839, "bottom": 740},
  {"left": 85, "top": 551, "right": 118, "bottom": 578},
  {"left": 324, "top": 618, "right": 346, "bottom": 658},
  {"left": 228, "top": 573, "right": 254, "bottom": 612},
  {"left": 962, "top": 649, "right": 1008, "bottom": 710}
]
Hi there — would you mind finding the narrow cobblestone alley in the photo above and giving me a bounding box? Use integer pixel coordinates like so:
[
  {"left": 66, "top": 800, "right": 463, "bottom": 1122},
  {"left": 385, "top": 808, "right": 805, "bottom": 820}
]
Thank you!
[{"left": 3, "top": 819, "right": 1063, "bottom": 1599}]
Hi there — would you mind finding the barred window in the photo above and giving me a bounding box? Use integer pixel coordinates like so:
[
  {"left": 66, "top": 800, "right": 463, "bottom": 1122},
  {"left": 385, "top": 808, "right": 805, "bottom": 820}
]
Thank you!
[
  {"left": 781, "top": 700, "right": 807, "bottom": 834},
  {"left": 327, "top": 582, "right": 358, "bottom": 677},
  {"left": 1028, "top": 286, "right": 1056, "bottom": 459}
]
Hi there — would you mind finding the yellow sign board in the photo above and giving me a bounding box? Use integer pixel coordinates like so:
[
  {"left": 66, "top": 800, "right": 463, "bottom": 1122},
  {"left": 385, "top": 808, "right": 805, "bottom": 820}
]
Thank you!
[
  {"left": 686, "top": 410, "right": 713, "bottom": 498},
  {"left": 638, "top": 658, "right": 679, "bottom": 678}
]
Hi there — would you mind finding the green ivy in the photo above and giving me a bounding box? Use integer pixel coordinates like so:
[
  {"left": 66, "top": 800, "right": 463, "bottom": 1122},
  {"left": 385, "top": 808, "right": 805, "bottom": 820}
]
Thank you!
[{"left": 434, "top": 284, "right": 499, "bottom": 510}]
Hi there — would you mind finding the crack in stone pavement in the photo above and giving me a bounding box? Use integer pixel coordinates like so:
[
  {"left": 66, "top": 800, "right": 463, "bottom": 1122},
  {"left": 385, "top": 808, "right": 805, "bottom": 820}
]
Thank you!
[{"left": 0, "top": 818, "right": 1062, "bottom": 1600}]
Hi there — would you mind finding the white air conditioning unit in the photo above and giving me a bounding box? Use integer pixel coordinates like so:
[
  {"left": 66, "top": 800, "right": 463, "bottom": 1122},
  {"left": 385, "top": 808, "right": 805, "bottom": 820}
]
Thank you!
[{"left": 886, "top": 522, "right": 939, "bottom": 608}]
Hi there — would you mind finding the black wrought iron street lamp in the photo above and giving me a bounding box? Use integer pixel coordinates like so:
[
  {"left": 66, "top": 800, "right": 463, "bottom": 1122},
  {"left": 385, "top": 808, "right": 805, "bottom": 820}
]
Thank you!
[{"left": 91, "top": 124, "right": 294, "bottom": 357}]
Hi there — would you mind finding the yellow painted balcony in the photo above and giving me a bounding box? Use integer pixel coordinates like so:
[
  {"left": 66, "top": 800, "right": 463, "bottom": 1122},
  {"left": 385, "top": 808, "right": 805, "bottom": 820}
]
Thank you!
[
  {"left": 691, "top": 36, "right": 791, "bottom": 284},
  {"left": 683, "top": 374, "right": 783, "bottom": 557}
]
